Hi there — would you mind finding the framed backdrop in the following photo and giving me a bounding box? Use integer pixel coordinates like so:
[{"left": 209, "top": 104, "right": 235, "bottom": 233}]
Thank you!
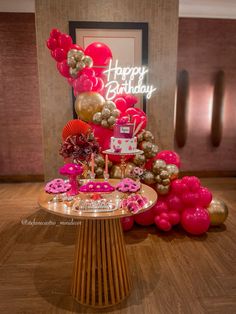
[{"left": 69, "top": 21, "right": 148, "bottom": 117}]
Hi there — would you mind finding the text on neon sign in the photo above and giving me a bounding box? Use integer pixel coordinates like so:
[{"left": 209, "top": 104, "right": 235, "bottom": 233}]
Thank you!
[{"left": 103, "top": 60, "right": 157, "bottom": 101}]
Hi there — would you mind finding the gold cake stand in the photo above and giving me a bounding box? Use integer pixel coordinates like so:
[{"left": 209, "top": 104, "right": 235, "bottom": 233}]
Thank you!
[
  {"left": 38, "top": 179, "right": 157, "bottom": 308},
  {"left": 103, "top": 149, "right": 143, "bottom": 179}
]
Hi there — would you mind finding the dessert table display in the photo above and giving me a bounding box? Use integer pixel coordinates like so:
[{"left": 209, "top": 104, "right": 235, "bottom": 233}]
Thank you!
[
  {"left": 38, "top": 179, "right": 157, "bottom": 308},
  {"left": 40, "top": 26, "right": 229, "bottom": 309}
]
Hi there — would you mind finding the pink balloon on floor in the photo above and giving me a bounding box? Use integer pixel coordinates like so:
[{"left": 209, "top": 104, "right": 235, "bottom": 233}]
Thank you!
[
  {"left": 198, "top": 187, "right": 212, "bottom": 207},
  {"left": 181, "top": 207, "right": 210, "bottom": 235},
  {"left": 121, "top": 216, "right": 134, "bottom": 231},
  {"left": 134, "top": 209, "right": 155, "bottom": 226},
  {"left": 152, "top": 201, "right": 168, "bottom": 216}
]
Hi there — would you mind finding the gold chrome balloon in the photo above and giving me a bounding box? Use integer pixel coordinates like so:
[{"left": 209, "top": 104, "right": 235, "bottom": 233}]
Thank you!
[
  {"left": 143, "top": 171, "right": 155, "bottom": 185},
  {"left": 75, "top": 92, "right": 104, "bottom": 122},
  {"left": 82, "top": 55, "right": 93, "bottom": 67},
  {"left": 207, "top": 198, "right": 229, "bottom": 226},
  {"left": 133, "top": 154, "right": 146, "bottom": 166},
  {"left": 166, "top": 164, "right": 179, "bottom": 180},
  {"left": 152, "top": 159, "right": 166, "bottom": 174},
  {"left": 156, "top": 184, "right": 169, "bottom": 195}
]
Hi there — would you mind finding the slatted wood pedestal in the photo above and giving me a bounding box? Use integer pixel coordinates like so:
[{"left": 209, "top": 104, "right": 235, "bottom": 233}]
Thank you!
[{"left": 71, "top": 219, "right": 131, "bottom": 308}]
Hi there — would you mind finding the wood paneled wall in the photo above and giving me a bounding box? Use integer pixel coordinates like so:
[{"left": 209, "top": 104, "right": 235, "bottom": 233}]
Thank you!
[
  {"left": 176, "top": 18, "right": 236, "bottom": 173},
  {"left": 0, "top": 13, "right": 43, "bottom": 179},
  {"left": 35, "top": 0, "right": 179, "bottom": 180}
]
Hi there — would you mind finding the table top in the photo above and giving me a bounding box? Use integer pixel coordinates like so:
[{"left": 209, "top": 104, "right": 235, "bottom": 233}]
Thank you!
[{"left": 38, "top": 179, "right": 157, "bottom": 220}]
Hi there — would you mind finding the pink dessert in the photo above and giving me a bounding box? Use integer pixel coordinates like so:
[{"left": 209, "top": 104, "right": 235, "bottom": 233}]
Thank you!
[
  {"left": 116, "top": 178, "right": 140, "bottom": 193},
  {"left": 79, "top": 181, "right": 115, "bottom": 193},
  {"left": 121, "top": 194, "right": 148, "bottom": 214},
  {"left": 45, "top": 178, "right": 71, "bottom": 194}
]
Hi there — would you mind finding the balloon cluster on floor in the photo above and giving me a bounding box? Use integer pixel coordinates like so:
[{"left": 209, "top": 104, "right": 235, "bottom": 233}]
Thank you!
[{"left": 47, "top": 28, "right": 229, "bottom": 237}]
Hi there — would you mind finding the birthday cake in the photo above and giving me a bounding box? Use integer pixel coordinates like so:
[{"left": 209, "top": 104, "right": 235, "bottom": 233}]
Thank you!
[{"left": 110, "top": 118, "right": 137, "bottom": 153}]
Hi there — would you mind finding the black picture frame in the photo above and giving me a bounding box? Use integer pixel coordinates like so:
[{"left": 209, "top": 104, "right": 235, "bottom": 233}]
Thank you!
[{"left": 69, "top": 21, "right": 149, "bottom": 117}]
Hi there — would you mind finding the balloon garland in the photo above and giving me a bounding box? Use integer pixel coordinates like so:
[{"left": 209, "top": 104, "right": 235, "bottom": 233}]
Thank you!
[{"left": 46, "top": 28, "right": 229, "bottom": 236}]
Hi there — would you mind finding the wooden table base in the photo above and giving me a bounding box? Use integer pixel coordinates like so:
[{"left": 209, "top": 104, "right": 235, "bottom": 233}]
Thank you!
[{"left": 71, "top": 219, "right": 131, "bottom": 308}]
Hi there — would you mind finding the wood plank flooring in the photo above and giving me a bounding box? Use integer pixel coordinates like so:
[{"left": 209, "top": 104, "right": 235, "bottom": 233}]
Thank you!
[{"left": 0, "top": 178, "right": 236, "bottom": 314}]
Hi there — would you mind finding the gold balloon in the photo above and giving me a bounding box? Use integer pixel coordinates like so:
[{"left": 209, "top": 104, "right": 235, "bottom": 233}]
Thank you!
[
  {"left": 82, "top": 55, "right": 93, "bottom": 67},
  {"left": 207, "top": 198, "right": 228, "bottom": 226},
  {"left": 143, "top": 130, "right": 154, "bottom": 142},
  {"left": 156, "top": 184, "right": 169, "bottom": 195},
  {"left": 152, "top": 159, "right": 166, "bottom": 174},
  {"left": 160, "top": 170, "right": 169, "bottom": 179},
  {"left": 133, "top": 154, "right": 146, "bottom": 166},
  {"left": 110, "top": 162, "right": 135, "bottom": 179},
  {"left": 95, "top": 155, "right": 105, "bottom": 167},
  {"left": 93, "top": 112, "right": 102, "bottom": 124},
  {"left": 95, "top": 167, "right": 104, "bottom": 178},
  {"left": 166, "top": 164, "right": 179, "bottom": 180},
  {"left": 75, "top": 92, "right": 105, "bottom": 122},
  {"left": 143, "top": 171, "right": 155, "bottom": 185}
]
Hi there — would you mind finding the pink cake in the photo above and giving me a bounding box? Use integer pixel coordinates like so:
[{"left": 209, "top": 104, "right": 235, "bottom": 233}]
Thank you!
[{"left": 110, "top": 119, "right": 137, "bottom": 153}]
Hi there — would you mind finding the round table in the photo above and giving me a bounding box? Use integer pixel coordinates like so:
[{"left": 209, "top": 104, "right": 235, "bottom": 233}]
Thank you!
[{"left": 38, "top": 179, "right": 157, "bottom": 308}]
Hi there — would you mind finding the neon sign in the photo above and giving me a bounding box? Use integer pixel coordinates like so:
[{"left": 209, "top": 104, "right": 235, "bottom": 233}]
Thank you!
[{"left": 103, "top": 60, "right": 157, "bottom": 101}]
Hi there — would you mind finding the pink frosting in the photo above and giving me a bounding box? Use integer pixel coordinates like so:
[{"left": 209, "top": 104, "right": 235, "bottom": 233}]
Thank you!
[{"left": 121, "top": 194, "right": 148, "bottom": 213}]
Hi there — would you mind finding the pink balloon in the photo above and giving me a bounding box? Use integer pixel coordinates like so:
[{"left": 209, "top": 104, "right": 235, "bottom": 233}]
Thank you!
[
  {"left": 83, "top": 79, "right": 93, "bottom": 91},
  {"left": 50, "top": 28, "right": 61, "bottom": 39},
  {"left": 182, "top": 176, "right": 201, "bottom": 192},
  {"left": 152, "top": 201, "right": 168, "bottom": 216},
  {"left": 80, "top": 68, "right": 95, "bottom": 77},
  {"left": 156, "top": 150, "right": 181, "bottom": 167},
  {"left": 182, "top": 192, "right": 199, "bottom": 208},
  {"left": 85, "top": 42, "right": 112, "bottom": 66},
  {"left": 92, "top": 77, "right": 104, "bottom": 92},
  {"left": 123, "top": 94, "right": 138, "bottom": 107},
  {"left": 70, "top": 44, "right": 84, "bottom": 52},
  {"left": 115, "top": 98, "right": 128, "bottom": 113},
  {"left": 58, "top": 34, "right": 73, "bottom": 51},
  {"left": 67, "top": 77, "right": 75, "bottom": 86},
  {"left": 89, "top": 123, "right": 113, "bottom": 151},
  {"left": 126, "top": 107, "right": 139, "bottom": 116},
  {"left": 167, "top": 195, "right": 183, "bottom": 212},
  {"left": 159, "top": 212, "right": 170, "bottom": 221},
  {"left": 121, "top": 216, "right": 134, "bottom": 231},
  {"left": 181, "top": 207, "right": 210, "bottom": 235},
  {"left": 134, "top": 209, "right": 155, "bottom": 226},
  {"left": 46, "top": 37, "right": 58, "bottom": 50},
  {"left": 57, "top": 60, "right": 70, "bottom": 78},
  {"left": 168, "top": 211, "right": 180, "bottom": 225},
  {"left": 155, "top": 217, "right": 172, "bottom": 231},
  {"left": 53, "top": 48, "right": 67, "bottom": 62},
  {"left": 171, "top": 179, "right": 188, "bottom": 195},
  {"left": 198, "top": 187, "right": 212, "bottom": 207}
]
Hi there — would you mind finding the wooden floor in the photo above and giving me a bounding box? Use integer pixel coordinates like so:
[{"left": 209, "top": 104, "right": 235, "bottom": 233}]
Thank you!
[{"left": 0, "top": 178, "right": 236, "bottom": 314}]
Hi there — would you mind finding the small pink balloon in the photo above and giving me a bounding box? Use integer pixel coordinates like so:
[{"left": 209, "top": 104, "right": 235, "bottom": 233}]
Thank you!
[
  {"left": 57, "top": 60, "right": 70, "bottom": 78},
  {"left": 80, "top": 68, "right": 95, "bottom": 77},
  {"left": 123, "top": 94, "right": 138, "bottom": 107},
  {"left": 198, "top": 187, "right": 212, "bottom": 207},
  {"left": 167, "top": 195, "right": 183, "bottom": 212},
  {"left": 155, "top": 218, "right": 172, "bottom": 231},
  {"left": 46, "top": 37, "right": 58, "bottom": 50},
  {"left": 115, "top": 98, "right": 128, "bottom": 113},
  {"left": 159, "top": 212, "right": 170, "bottom": 221},
  {"left": 168, "top": 211, "right": 180, "bottom": 225},
  {"left": 58, "top": 34, "right": 73, "bottom": 51},
  {"left": 50, "top": 28, "right": 61, "bottom": 39},
  {"left": 171, "top": 179, "right": 188, "bottom": 195},
  {"left": 67, "top": 77, "right": 75, "bottom": 86},
  {"left": 121, "top": 216, "right": 134, "bottom": 231},
  {"left": 70, "top": 44, "right": 84, "bottom": 52},
  {"left": 182, "top": 192, "right": 199, "bottom": 208},
  {"left": 156, "top": 150, "right": 181, "bottom": 167},
  {"left": 93, "top": 77, "right": 104, "bottom": 92},
  {"left": 152, "top": 201, "right": 168, "bottom": 216},
  {"left": 182, "top": 176, "right": 201, "bottom": 192},
  {"left": 83, "top": 79, "right": 93, "bottom": 91},
  {"left": 53, "top": 48, "right": 67, "bottom": 62},
  {"left": 134, "top": 209, "right": 155, "bottom": 226},
  {"left": 181, "top": 207, "right": 210, "bottom": 235}
]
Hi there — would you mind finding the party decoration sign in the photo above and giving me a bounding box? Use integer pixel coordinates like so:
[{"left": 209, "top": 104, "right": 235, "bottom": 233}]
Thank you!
[{"left": 103, "top": 60, "right": 157, "bottom": 100}]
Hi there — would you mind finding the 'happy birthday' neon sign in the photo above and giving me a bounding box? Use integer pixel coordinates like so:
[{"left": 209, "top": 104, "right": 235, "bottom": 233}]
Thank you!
[{"left": 103, "top": 60, "right": 157, "bottom": 101}]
